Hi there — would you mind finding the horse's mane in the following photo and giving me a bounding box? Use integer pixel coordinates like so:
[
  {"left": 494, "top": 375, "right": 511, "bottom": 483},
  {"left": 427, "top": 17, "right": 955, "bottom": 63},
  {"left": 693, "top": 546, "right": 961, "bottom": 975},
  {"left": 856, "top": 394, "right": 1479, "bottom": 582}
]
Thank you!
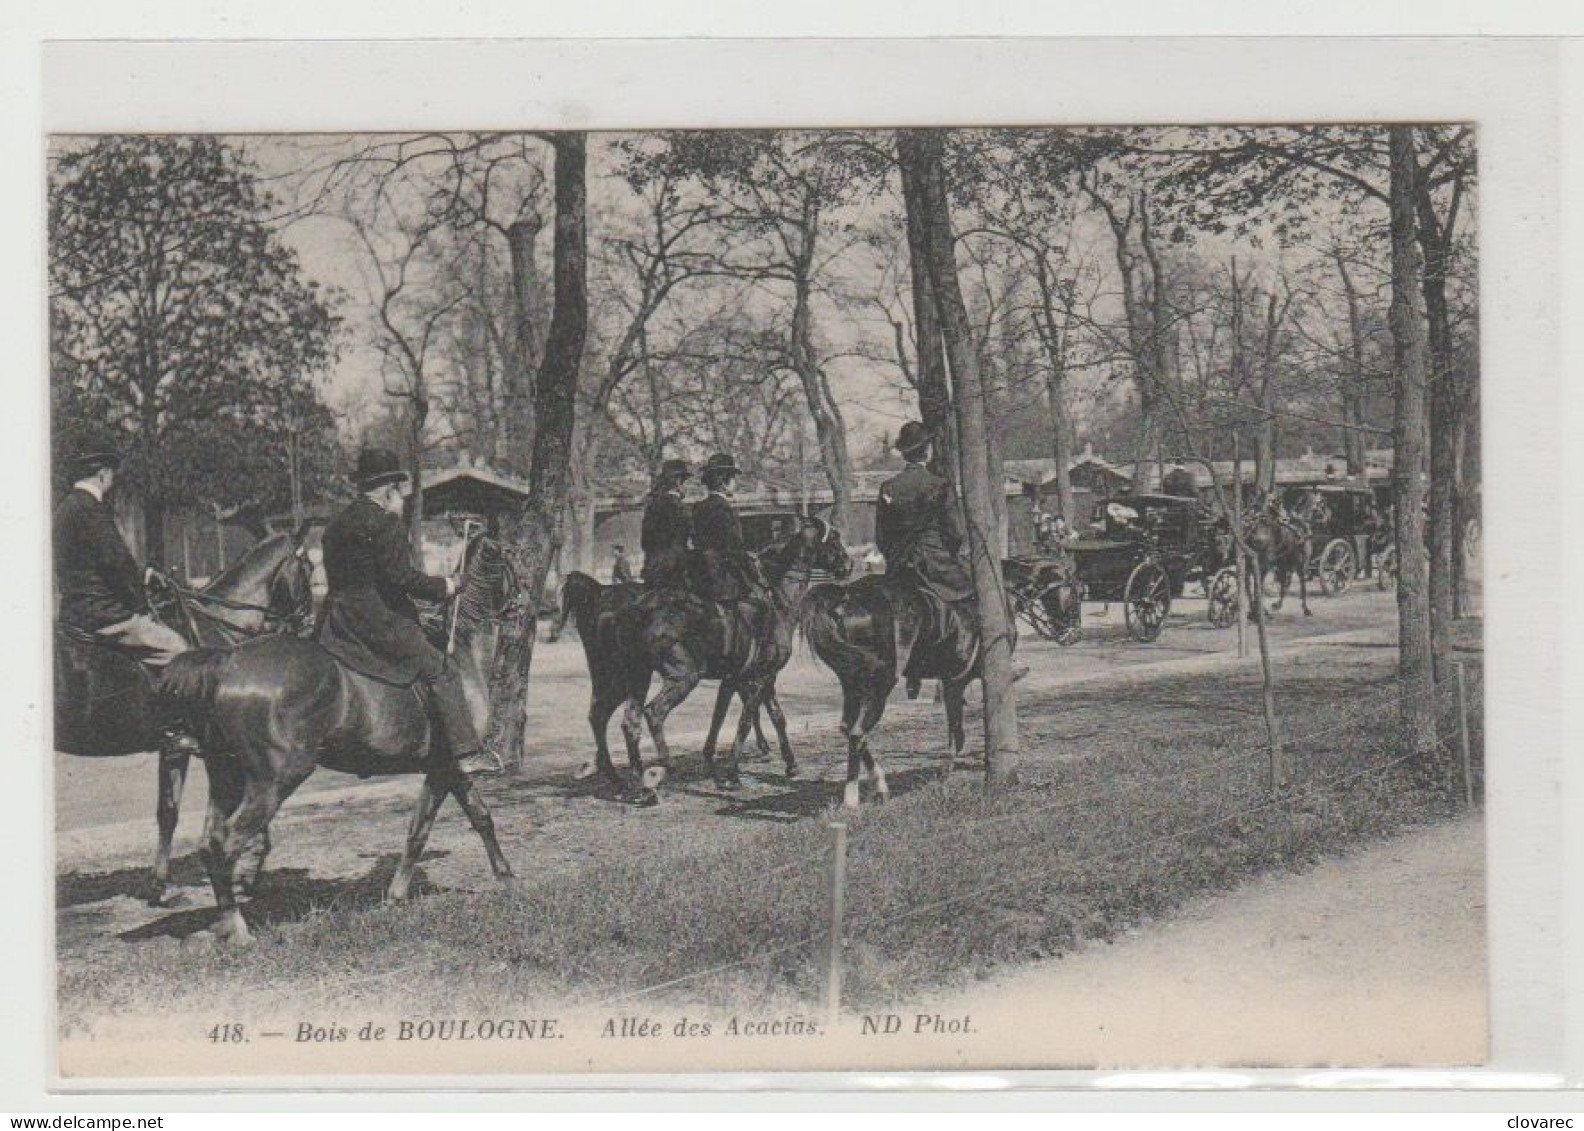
[{"left": 204, "top": 532, "right": 294, "bottom": 597}]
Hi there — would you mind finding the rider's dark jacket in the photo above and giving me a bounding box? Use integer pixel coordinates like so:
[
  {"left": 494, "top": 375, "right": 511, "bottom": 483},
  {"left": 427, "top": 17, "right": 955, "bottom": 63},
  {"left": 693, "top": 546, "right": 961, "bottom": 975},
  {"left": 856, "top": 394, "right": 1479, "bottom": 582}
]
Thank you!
[
  {"left": 691, "top": 491, "right": 757, "bottom": 602},
  {"left": 316, "top": 495, "right": 451, "bottom": 685},
  {"left": 875, "top": 462, "right": 973, "bottom": 602},
  {"left": 640, "top": 487, "right": 691, "bottom": 588},
  {"left": 54, "top": 488, "right": 149, "bottom": 631},
  {"left": 1162, "top": 467, "right": 1198, "bottom": 499}
]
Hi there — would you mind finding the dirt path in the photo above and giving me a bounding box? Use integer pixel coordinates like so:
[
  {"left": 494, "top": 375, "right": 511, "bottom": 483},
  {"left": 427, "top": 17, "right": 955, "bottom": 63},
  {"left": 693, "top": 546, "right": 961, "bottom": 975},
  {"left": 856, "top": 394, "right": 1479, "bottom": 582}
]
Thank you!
[{"left": 906, "top": 815, "right": 1487, "bottom": 1068}]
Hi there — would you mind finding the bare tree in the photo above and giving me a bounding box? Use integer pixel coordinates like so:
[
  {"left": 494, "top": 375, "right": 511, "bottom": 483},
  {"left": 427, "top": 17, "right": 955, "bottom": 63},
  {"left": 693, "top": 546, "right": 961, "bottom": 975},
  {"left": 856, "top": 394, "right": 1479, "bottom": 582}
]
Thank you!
[
  {"left": 1387, "top": 127, "right": 1440, "bottom": 764},
  {"left": 898, "top": 127, "right": 1022, "bottom": 790},
  {"left": 481, "top": 133, "right": 589, "bottom": 769}
]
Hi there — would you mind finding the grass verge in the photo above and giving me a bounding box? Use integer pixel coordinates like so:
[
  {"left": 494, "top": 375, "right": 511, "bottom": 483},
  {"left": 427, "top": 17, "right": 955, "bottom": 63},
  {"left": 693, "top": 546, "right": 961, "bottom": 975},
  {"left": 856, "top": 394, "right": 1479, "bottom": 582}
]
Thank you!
[{"left": 57, "top": 647, "right": 1483, "bottom": 1028}]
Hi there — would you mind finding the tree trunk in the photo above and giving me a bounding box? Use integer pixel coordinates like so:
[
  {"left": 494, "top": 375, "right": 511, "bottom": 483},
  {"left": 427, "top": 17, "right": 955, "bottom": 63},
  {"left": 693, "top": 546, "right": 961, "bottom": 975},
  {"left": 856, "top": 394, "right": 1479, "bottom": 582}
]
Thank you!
[
  {"left": 789, "top": 278, "right": 855, "bottom": 538},
  {"left": 1031, "top": 259, "right": 1076, "bottom": 523},
  {"left": 1415, "top": 178, "right": 1456, "bottom": 680},
  {"left": 1334, "top": 249, "right": 1371, "bottom": 477},
  {"left": 1387, "top": 127, "right": 1441, "bottom": 764},
  {"left": 503, "top": 215, "right": 545, "bottom": 471},
  {"left": 407, "top": 394, "right": 427, "bottom": 552},
  {"left": 901, "top": 198, "right": 959, "bottom": 485},
  {"left": 483, "top": 133, "right": 588, "bottom": 769},
  {"left": 564, "top": 426, "right": 598, "bottom": 576},
  {"left": 898, "top": 128, "right": 1021, "bottom": 790},
  {"left": 1045, "top": 367, "right": 1076, "bottom": 524}
]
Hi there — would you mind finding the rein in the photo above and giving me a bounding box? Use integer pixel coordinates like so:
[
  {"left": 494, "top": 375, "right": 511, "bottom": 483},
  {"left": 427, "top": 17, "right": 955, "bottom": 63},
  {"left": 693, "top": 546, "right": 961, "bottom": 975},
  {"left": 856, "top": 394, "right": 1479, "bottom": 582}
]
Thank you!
[{"left": 149, "top": 560, "right": 314, "bottom": 640}]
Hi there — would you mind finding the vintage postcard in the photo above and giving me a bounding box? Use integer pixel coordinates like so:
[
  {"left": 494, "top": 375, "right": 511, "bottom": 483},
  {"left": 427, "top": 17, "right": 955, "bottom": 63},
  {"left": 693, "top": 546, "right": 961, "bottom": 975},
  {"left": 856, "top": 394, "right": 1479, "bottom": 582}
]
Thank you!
[{"left": 34, "top": 38, "right": 1567, "bottom": 1091}]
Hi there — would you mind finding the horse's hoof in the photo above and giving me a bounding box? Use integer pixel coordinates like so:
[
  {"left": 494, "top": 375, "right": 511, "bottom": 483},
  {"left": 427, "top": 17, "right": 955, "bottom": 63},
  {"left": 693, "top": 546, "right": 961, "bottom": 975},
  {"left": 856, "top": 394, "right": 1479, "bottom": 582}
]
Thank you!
[
  {"left": 572, "top": 761, "right": 599, "bottom": 781},
  {"left": 629, "top": 788, "right": 660, "bottom": 808},
  {"left": 783, "top": 764, "right": 798, "bottom": 780},
  {"left": 641, "top": 766, "right": 667, "bottom": 790},
  {"left": 148, "top": 888, "right": 192, "bottom": 910}
]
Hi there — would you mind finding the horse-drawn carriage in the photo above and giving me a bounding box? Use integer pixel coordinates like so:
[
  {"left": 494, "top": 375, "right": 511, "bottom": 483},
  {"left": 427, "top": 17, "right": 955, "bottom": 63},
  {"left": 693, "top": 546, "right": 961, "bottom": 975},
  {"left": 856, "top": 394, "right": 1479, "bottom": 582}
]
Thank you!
[
  {"left": 1006, "top": 493, "right": 1238, "bottom": 645},
  {"left": 1279, "top": 482, "right": 1385, "bottom": 596}
]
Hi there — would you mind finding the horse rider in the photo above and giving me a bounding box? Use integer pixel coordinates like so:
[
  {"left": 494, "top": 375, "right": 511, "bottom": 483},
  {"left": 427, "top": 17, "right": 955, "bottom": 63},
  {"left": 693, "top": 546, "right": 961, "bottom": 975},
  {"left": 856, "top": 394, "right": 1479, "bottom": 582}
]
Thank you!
[
  {"left": 875, "top": 422, "right": 973, "bottom": 605},
  {"left": 691, "top": 453, "right": 767, "bottom": 604},
  {"left": 316, "top": 447, "right": 497, "bottom": 779},
  {"left": 54, "top": 448, "right": 189, "bottom": 669},
  {"left": 610, "top": 543, "right": 635, "bottom": 585},
  {"left": 1162, "top": 459, "right": 1198, "bottom": 499},
  {"left": 640, "top": 458, "right": 693, "bottom": 589}
]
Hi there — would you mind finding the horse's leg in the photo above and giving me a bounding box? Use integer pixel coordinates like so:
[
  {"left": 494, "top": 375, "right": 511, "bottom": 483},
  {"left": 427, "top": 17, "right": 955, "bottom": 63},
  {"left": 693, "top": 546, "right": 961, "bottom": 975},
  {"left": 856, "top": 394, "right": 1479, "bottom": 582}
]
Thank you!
[
  {"left": 844, "top": 675, "right": 895, "bottom": 810},
  {"left": 387, "top": 772, "right": 448, "bottom": 902},
  {"left": 942, "top": 677, "right": 969, "bottom": 766},
  {"left": 701, "top": 680, "right": 735, "bottom": 771},
  {"left": 587, "top": 685, "right": 626, "bottom": 786},
  {"left": 448, "top": 773, "right": 514, "bottom": 882},
  {"left": 752, "top": 704, "right": 773, "bottom": 760},
  {"left": 197, "top": 759, "right": 244, "bottom": 934},
  {"left": 203, "top": 768, "right": 296, "bottom": 946},
  {"left": 761, "top": 685, "right": 796, "bottom": 778},
  {"left": 236, "top": 825, "right": 272, "bottom": 899},
  {"left": 719, "top": 679, "right": 773, "bottom": 789},
  {"left": 644, "top": 664, "right": 701, "bottom": 779},
  {"left": 149, "top": 748, "right": 190, "bottom": 906},
  {"left": 1299, "top": 544, "right": 1314, "bottom": 616}
]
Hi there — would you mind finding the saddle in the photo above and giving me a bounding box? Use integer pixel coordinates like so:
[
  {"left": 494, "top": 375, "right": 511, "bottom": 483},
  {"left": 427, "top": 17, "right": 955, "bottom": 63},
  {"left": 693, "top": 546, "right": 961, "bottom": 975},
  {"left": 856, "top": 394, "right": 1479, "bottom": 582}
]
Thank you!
[
  {"left": 54, "top": 626, "right": 157, "bottom": 756},
  {"left": 882, "top": 573, "right": 981, "bottom": 686}
]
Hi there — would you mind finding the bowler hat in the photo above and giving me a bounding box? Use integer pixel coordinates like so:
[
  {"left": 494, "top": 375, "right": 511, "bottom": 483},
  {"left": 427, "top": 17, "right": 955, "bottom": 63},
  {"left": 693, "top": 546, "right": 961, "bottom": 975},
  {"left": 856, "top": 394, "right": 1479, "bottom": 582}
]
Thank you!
[
  {"left": 658, "top": 458, "right": 691, "bottom": 482},
  {"left": 65, "top": 449, "right": 121, "bottom": 482},
  {"left": 702, "top": 453, "right": 741, "bottom": 478},
  {"left": 894, "top": 421, "right": 931, "bottom": 457},
  {"left": 353, "top": 447, "right": 409, "bottom": 492}
]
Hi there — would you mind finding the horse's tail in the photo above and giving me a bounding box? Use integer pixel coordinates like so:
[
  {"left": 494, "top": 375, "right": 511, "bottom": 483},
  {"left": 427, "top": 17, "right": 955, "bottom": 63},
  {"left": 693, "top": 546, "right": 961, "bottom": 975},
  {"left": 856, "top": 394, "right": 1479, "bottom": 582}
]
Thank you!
[
  {"left": 557, "top": 571, "right": 604, "bottom": 641},
  {"left": 155, "top": 647, "right": 233, "bottom": 716}
]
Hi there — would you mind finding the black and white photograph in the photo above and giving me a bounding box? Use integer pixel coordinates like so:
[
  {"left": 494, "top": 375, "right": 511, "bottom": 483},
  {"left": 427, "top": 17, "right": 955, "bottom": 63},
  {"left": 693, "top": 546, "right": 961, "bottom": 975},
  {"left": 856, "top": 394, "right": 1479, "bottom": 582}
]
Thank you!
[{"left": 45, "top": 111, "right": 1495, "bottom": 1080}]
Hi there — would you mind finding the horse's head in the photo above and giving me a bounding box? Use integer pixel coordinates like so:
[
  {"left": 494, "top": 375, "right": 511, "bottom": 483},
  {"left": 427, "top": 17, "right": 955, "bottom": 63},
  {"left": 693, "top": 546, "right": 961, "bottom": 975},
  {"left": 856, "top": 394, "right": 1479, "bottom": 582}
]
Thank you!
[
  {"left": 272, "top": 533, "right": 316, "bottom": 627},
  {"left": 796, "top": 515, "right": 854, "bottom": 580},
  {"left": 759, "top": 515, "right": 852, "bottom": 585}
]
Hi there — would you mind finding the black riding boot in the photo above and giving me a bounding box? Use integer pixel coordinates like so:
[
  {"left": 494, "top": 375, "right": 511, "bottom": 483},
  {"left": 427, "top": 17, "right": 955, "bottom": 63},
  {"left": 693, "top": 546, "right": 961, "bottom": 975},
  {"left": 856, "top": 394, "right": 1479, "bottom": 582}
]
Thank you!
[{"left": 429, "top": 665, "right": 499, "bottom": 778}]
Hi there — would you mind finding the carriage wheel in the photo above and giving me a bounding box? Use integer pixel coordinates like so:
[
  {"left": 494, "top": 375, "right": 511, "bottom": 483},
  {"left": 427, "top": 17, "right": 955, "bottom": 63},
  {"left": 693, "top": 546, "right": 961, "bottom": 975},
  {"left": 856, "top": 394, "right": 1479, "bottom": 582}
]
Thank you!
[
  {"left": 1123, "top": 561, "right": 1171, "bottom": 643},
  {"left": 1014, "top": 586, "right": 1061, "bottom": 640},
  {"left": 1317, "top": 538, "right": 1357, "bottom": 597},
  {"left": 1376, "top": 544, "right": 1398, "bottom": 591},
  {"left": 1035, "top": 581, "right": 1083, "bottom": 645},
  {"left": 1206, "top": 566, "right": 1240, "bottom": 628}
]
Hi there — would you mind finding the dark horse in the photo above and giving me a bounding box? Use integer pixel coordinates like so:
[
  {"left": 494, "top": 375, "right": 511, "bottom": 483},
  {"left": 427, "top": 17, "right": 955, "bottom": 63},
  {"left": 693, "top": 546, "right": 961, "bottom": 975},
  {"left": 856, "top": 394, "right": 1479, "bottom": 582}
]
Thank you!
[
  {"left": 1242, "top": 493, "right": 1318, "bottom": 617},
  {"left": 156, "top": 527, "right": 518, "bottom": 944},
  {"left": 800, "top": 570, "right": 1011, "bottom": 809},
  {"left": 564, "top": 517, "right": 851, "bottom": 797},
  {"left": 53, "top": 531, "right": 314, "bottom": 904}
]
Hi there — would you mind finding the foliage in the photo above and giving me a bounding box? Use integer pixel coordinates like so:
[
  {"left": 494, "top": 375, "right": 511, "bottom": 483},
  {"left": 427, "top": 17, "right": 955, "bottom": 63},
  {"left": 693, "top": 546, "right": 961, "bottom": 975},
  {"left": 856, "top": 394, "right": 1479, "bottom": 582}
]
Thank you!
[{"left": 49, "top": 136, "right": 342, "bottom": 521}]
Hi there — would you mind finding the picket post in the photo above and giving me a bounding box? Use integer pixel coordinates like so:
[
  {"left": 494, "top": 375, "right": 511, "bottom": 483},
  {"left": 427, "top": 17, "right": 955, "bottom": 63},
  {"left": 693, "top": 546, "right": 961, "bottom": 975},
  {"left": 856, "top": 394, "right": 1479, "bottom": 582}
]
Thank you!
[{"left": 825, "top": 819, "right": 849, "bottom": 1030}]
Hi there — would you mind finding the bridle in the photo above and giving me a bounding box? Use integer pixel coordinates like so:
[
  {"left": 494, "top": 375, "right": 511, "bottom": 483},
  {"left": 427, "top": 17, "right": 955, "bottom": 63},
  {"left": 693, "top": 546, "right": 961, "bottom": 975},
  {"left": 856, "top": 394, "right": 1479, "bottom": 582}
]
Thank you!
[{"left": 148, "top": 550, "right": 315, "bottom": 641}]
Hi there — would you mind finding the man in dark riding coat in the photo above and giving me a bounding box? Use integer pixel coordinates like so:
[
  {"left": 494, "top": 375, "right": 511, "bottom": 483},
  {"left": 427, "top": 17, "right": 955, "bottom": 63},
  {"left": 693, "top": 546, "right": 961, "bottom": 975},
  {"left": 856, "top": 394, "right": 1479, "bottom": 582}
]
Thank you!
[
  {"left": 1162, "top": 459, "right": 1198, "bottom": 500},
  {"left": 54, "top": 449, "right": 189, "bottom": 667},
  {"left": 317, "top": 448, "right": 497, "bottom": 778},
  {"left": 640, "top": 458, "right": 692, "bottom": 589},
  {"left": 691, "top": 453, "right": 764, "bottom": 603},
  {"left": 875, "top": 422, "right": 973, "bottom": 603}
]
